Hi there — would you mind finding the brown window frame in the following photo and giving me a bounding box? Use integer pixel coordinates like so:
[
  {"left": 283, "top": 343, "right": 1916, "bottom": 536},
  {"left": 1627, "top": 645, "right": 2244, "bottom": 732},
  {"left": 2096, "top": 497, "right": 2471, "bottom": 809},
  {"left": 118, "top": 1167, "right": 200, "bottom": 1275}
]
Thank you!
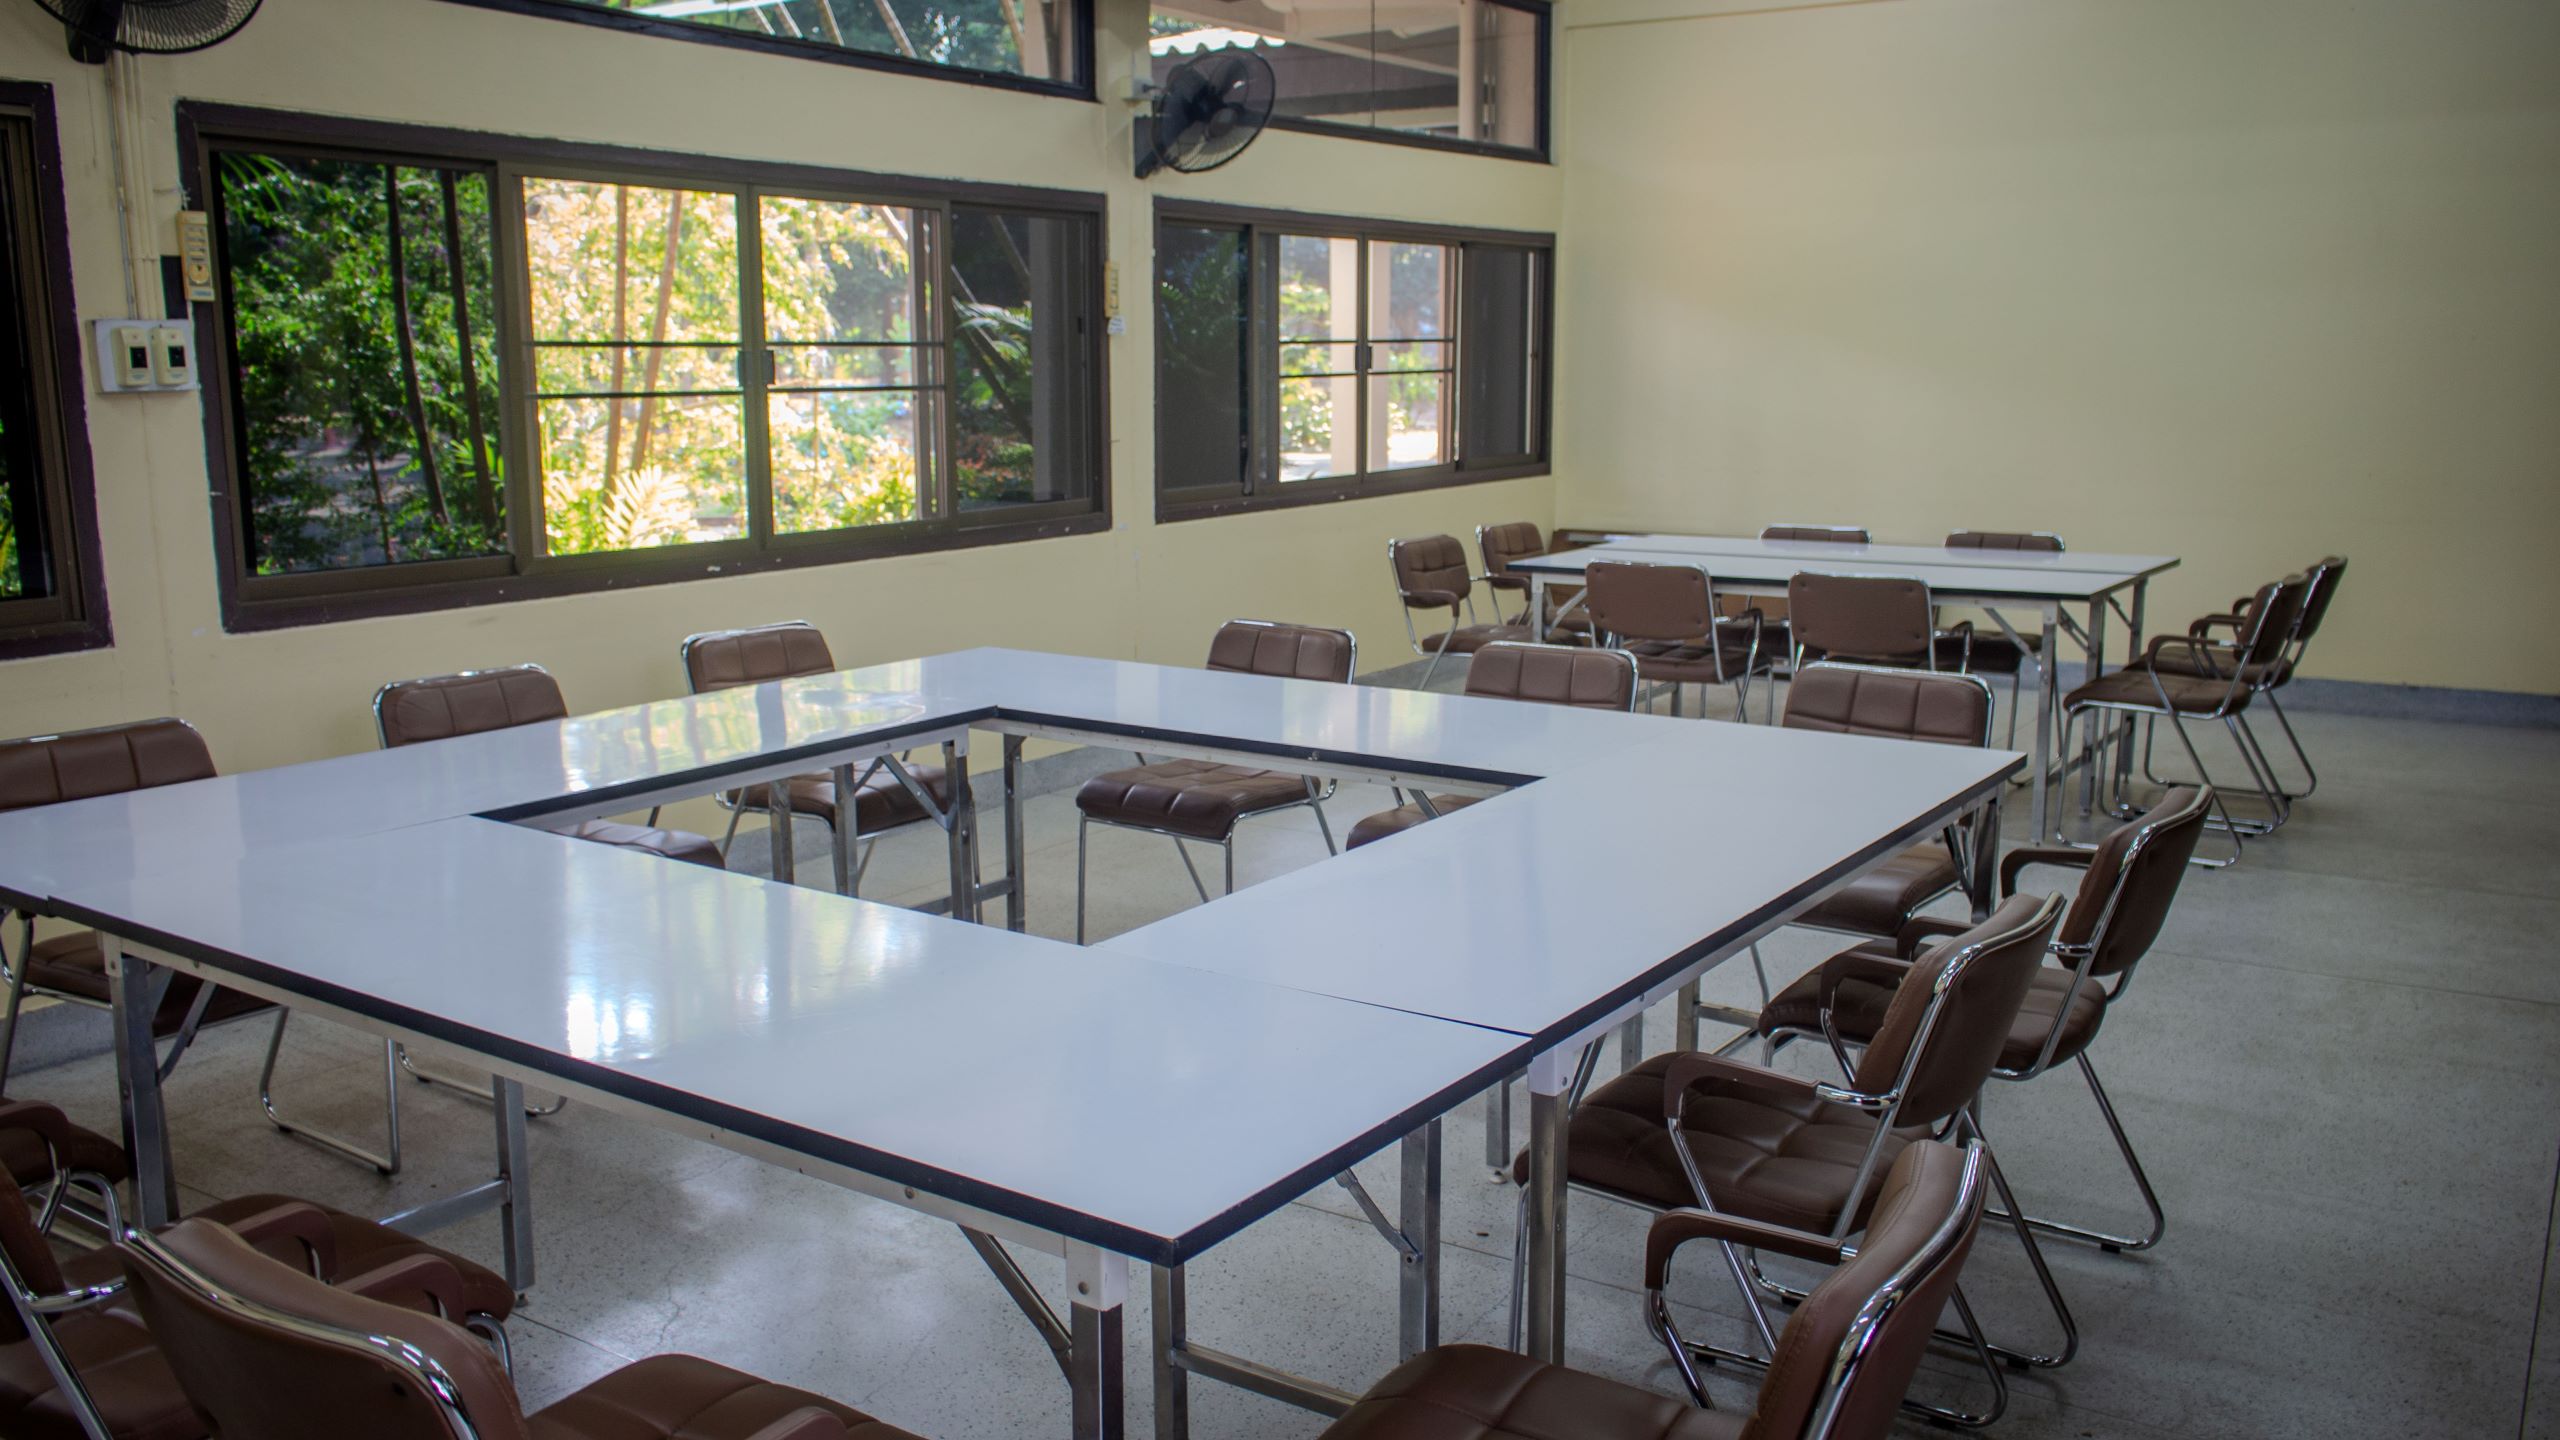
[
  {"left": 1154, "top": 199, "right": 1550, "bottom": 524},
  {"left": 181, "top": 104, "right": 1110, "bottom": 633},
  {"left": 0, "top": 82, "right": 111, "bottom": 661},
  {"left": 433, "top": 0, "right": 1097, "bottom": 103}
]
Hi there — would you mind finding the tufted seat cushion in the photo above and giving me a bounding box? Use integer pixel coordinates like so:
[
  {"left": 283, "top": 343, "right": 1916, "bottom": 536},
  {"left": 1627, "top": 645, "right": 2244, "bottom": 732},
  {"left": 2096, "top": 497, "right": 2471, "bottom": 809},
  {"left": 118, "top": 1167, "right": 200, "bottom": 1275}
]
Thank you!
[
  {"left": 186, "top": 1194, "right": 519, "bottom": 1323},
  {"left": 1517, "top": 1054, "right": 1923, "bottom": 1232},
  {"left": 1419, "top": 622, "right": 1533, "bottom": 657},
  {"left": 1346, "top": 796, "right": 1480, "bottom": 850},
  {"left": 566, "top": 820, "right": 726, "bottom": 869},
  {"left": 1622, "top": 633, "right": 1760, "bottom": 685},
  {"left": 1078, "top": 759, "right": 1310, "bottom": 841},
  {"left": 2066, "top": 668, "right": 2241, "bottom": 715},
  {"left": 2142, "top": 646, "right": 2288, "bottom": 686},
  {"left": 1793, "top": 845, "right": 1959, "bottom": 939},
  {"left": 1759, "top": 943, "right": 2106, "bottom": 1075},
  {"left": 1320, "top": 1343, "right": 1740, "bottom": 1440},
  {"left": 529, "top": 1353, "right": 916, "bottom": 1440},
  {"left": 21, "top": 932, "right": 273, "bottom": 1035},
  {"left": 0, "top": 1283, "right": 194, "bottom": 1440},
  {"left": 728, "top": 763, "right": 949, "bottom": 835}
]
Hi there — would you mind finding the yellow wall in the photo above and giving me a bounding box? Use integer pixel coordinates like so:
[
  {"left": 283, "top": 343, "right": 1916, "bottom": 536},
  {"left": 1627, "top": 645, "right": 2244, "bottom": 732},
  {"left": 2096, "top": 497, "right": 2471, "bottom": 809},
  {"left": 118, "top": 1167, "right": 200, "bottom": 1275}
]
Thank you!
[
  {"left": 1553, "top": 0, "right": 2560, "bottom": 693},
  {"left": 0, "top": 0, "right": 1561, "bottom": 786}
]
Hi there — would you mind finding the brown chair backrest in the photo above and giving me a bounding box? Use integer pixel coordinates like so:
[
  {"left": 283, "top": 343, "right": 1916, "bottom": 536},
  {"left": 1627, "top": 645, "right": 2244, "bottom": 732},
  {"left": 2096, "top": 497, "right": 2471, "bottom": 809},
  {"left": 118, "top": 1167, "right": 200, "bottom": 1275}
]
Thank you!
[
  {"left": 1204, "top": 620, "right": 1356, "bottom": 683},
  {"left": 2292, "top": 555, "right": 2348, "bottom": 645},
  {"left": 1388, "top": 535, "right": 1475, "bottom": 612},
  {"left": 1787, "top": 573, "right": 1935, "bottom": 667},
  {"left": 1582, "top": 561, "right": 1716, "bottom": 644},
  {"left": 1475, "top": 522, "right": 1547, "bottom": 585},
  {"left": 2061, "top": 786, "right": 2211, "bottom": 980},
  {"left": 1851, "top": 892, "right": 2063, "bottom": 1125},
  {"left": 681, "top": 620, "right": 836, "bottom": 694},
  {"left": 1781, "top": 663, "right": 1992, "bottom": 748},
  {"left": 117, "top": 1219, "right": 529, "bottom": 1440},
  {"left": 1463, "top": 642, "right": 1638, "bottom": 711},
  {"left": 2232, "top": 575, "right": 2308, "bottom": 672},
  {"left": 1762, "top": 524, "right": 1869, "bottom": 544},
  {"left": 1744, "top": 1140, "right": 1987, "bottom": 1440},
  {"left": 0, "top": 718, "right": 216, "bottom": 814},
  {"left": 1944, "top": 530, "right": 2064, "bottom": 553},
  {"left": 374, "top": 666, "right": 569, "bottom": 748}
]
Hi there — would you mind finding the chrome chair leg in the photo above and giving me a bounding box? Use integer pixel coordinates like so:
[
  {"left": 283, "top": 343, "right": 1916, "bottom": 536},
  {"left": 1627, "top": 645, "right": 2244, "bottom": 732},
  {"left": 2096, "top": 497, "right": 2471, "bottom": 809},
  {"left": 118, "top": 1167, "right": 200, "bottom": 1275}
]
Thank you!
[
  {"left": 395, "top": 1045, "right": 568, "bottom": 1119},
  {"left": 1417, "top": 643, "right": 1448, "bottom": 692},
  {"left": 2258, "top": 690, "right": 2320, "bottom": 799},
  {"left": 1986, "top": 1053, "right": 2166, "bottom": 1253},
  {"left": 1074, "top": 816, "right": 1091, "bottom": 944},
  {"left": 1223, "top": 838, "right": 1236, "bottom": 896},
  {"left": 714, "top": 803, "right": 745, "bottom": 863},
  {"left": 0, "top": 930, "right": 31, "bottom": 1089},
  {"left": 1170, "top": 838, "right": 1212, "bottom": 903},
  {"left": 260, "top": 1014, "right": 402, "bottom": 1176},
  {"left": 1307, "top": 789, "right": 1339, "bottom": 856}
]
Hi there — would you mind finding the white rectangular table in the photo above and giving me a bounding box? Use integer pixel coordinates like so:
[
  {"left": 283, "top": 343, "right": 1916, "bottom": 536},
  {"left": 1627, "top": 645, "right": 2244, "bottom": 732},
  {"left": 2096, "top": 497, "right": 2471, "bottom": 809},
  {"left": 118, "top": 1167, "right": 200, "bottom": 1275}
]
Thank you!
[
  {"left": 1509, "top": 536, "right": 2177, "bottom": 838},
  {"left": 0, "top": 647, "right": 2017, "bottom": 1438}
]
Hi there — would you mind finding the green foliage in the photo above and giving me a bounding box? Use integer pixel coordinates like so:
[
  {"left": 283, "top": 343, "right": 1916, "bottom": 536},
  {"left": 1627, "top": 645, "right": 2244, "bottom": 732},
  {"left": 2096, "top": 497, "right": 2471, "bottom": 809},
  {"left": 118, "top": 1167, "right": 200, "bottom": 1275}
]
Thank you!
[{"left": 584, "top": 0, "right": 1040, "bottom": 76}]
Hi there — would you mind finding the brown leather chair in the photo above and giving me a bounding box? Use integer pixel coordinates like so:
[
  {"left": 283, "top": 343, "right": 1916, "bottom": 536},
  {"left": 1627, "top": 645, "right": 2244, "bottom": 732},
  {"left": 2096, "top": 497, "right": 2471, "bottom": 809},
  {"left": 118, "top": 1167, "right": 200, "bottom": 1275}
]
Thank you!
[
  {"left": 1346, "top": 643, "right": 1637, "bottom": 850},
  {"left": 113, "top": 1216, "right": 916, "bottom": 1440},
  {"left": 2063, "top": 574, "right": 2306, "bottom": 866},
  {"left": 376, "top": 665, "right": 723, "bottom": 869},
  {"left": 0, "top": 720, "right": 401, "bottom": 1178},
  {"left": 1582, "top": 561, "right": 1771, "bottom": 721},
  {"left": 1758, "top": 786, "right": 2211, "bottom": 1255},
  {"left": 1785, "top": 572, "right": 1964, "bottom": 674},
  {"left": 1388, "top": 535, "right": 1531, "bottom": 688},
  {"left": 2145, "top": 554, "right": 2345, "bottom": 802},
  {"left": 1074, "top": 620, "right": 1356, "bottom": 942},
  {"left": 679, "top": 621, "right": 953, "bottom": 895},
  {"left": 1475, "top": 522, "right": 1591, "bottom": 642},
  {"left": 1761, "top": 524, "right": 1870, "bottom": 545},
  {"left": 1510, "top": 894, "right": 2070, "bottom": 1401},
  {"left": 0, "top": 1101, "right": 514, "bottom": 1440},
  {"left": 1938, "top": 532, "right": 2064, "bottom": 746},
  {"left": 1327, "top": 1138, "right": 1989, "bottom": 1440}
]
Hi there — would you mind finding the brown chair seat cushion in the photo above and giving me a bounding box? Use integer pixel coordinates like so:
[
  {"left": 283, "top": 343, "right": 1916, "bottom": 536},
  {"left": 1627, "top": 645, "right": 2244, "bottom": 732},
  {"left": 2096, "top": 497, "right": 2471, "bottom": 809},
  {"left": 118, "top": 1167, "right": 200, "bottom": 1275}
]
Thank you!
[
  {"left": 0, "top": 1288, "right": 195, "bottom": 1440},
  {"left": 1419, "top": 622, "right": 1533, "bottom": 656},
  {"left": 1622, "top": 632, "right": 1761, "bottom": 685},
  {"left": 186, "top": 1195, "right": 518, "bottom": 1323},
  {"left": 1346, "top": 796, "right": 1480, "bottom": 850},
  {"left": 0, "top": 1113, "right": 131, "bottom": 1188},
  {"left": 2065, "top": 668, "right": 2238, "bottom": 715},
  {"left": 567, "top": 820, "right": 725, "bottom": 869},
  {"left": 529, "top": 1352, "right": 920, "bottom": 1440},
  {"left": 1794, "top": 845, "right": 1959, "bottom": 938},
  {"left": 1516, "top": 1054, "right": 1922, "bottom": 1233},
  {"left": 1759, "top": 943, "right": 2106, "bottom": 1074},
  {"left": 1078, "top": 759, "right": 1312, "bottom": 841},
  {"left": 1320, "top": 1342, "right": 1740, "bottom": 1440},
  {"left": 729, "top": 762, "right": 949, "bottom": 835},
  {"left": 23, "top": 932, "right": 273, "bottom": 1035}
]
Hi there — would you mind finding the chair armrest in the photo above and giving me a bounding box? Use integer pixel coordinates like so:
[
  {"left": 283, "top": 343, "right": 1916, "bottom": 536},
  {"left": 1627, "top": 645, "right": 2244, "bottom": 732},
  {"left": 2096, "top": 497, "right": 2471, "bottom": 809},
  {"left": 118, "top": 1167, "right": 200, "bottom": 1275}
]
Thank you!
[
  {"left": 1660, "top": 1052, "right": 1818, "bottom": 1125},
  {"left": 1892, "top": 916, "right": 1969, "bottom": 956},
  {"left": 1998, "top": 845, "right": 2095, "bottom": 896},
  {"left": 2142, "top": 633, "right": 2232, "bottom": 675},
  {"left": 2188, "top": 612, "right": 2248, "bottom": 637},
  {"left": 1644, "top": 1207, "right": 1846, "bottom": 1289},
  {"left": 216, "top": 1200, "right": 339, "bottom": 1279},
  {"left": 0, "top": 1098, "right": 82, "bottom": 1155},
  {"left": 741, "top": 1410, "right": 850, "bottom": 1440},
  {"left": 1402, "top": 588, "right": 1463, "bottom": 608},
  {"left": 333, "top": 1252, "right": 474, "bottom": 1321}
]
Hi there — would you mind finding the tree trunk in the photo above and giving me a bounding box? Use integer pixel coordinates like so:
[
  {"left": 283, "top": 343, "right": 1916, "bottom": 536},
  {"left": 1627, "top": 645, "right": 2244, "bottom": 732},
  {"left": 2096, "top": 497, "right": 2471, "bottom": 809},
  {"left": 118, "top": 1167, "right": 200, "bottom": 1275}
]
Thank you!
[
  {"left": 439, "top": 170, "right": 497, "bottom": 536},
  {"left": 384, "top": 166, "right": 450, "bottom": 525},
  {"left": 630, "top": 194, "right": 687, "bottom": 471},
  {"left": 603, "top": 185, "right": 631, "bottom": 486}
]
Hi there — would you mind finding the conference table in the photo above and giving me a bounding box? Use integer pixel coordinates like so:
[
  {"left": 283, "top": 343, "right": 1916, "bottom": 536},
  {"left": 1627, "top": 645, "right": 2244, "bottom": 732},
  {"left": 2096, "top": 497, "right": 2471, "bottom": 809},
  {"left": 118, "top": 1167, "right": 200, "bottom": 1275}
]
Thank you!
[
  {"left": 0, "top": 647, "right": 2016, "bottom": 1438},
  {"left": 1506, "top": 533, "right": 2179, "bottom": 839}
]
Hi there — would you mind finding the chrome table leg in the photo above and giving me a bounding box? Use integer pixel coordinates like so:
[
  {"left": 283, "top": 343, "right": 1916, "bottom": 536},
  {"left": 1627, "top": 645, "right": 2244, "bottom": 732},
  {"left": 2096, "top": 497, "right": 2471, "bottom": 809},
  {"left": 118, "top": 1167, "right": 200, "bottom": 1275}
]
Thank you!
[
  {"left": 493, "top": 1076, "right": 534, "bottom": 1294},
  {"left": 1004, "top": 734, "right": 1028, "bottom": 932},
  {"left": 105, "top": 935, "right": 178, "bottom": 1228},
  {"left": 1523, "top": 1047, "right": 1572, "bottom": 1363},
  {"left": 1399, "top": 1119, "right": 1441, "bottom": 1361},
  {"left": 1068, "top": 1246, "right": 1126, "bottom": 1440}
]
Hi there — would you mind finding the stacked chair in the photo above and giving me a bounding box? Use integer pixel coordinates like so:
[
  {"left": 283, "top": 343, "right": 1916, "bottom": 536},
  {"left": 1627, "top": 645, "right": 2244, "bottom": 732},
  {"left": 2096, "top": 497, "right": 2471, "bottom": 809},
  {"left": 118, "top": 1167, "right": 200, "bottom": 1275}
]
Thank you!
[
  {"left": 2141, "top": 555, "right": 2346, "bottom": 803},
  {"left": 1475, "top": 521, "right": 1592, "bottom": 643},
  {"left": 1387, "top": 535, "right": 1533, "bottom": 688}
]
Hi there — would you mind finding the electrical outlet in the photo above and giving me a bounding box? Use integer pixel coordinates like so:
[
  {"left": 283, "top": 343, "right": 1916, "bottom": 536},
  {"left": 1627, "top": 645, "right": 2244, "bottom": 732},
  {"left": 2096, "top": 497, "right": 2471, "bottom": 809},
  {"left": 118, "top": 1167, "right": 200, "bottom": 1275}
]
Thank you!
[{"left": 94, "top": 318, "right": 200, "bottom": 393}]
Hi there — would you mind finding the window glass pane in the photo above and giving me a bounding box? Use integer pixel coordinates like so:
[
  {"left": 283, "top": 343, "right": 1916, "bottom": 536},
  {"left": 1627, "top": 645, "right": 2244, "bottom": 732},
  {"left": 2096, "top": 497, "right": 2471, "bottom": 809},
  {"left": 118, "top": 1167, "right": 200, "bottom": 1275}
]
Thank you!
[
  {"left": 760, "top": 195, "right": 924, "bottom": 533},
  {"left": 1366, "top": 241, "right": 1451, "bottom": 472},
  {"left": 524, "top": 178, "right": 746, "bottom": 554},
  {"left": 1459, "top": 242, "right": 1535, "bottom": 461},
  {"left": 1155, "top": 222, "right": 1247, "bottom": 495},
  {"left": 1277, "top": 233, "right": 1358, "bottom": 481},
  {"left": 950, "top": 207, "right": 1094, "bottom": 513},
  {"left": 558, "top": 0, "right": 1078, "bottom": 83},
  {"left": 214, "top": 150, "right": 508, "bottom": 574},
  {"left": 1149, "top": 0, "right": 1541, "bottom": 151},
  {"left": 0, "top": 121, "right": 54, "bottom": 602}
]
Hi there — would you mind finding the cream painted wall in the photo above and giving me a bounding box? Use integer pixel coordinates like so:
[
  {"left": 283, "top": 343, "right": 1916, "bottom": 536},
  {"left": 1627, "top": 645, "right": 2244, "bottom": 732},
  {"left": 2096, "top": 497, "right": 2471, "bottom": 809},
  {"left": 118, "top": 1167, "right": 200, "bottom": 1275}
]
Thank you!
[
  {"left": 0, "top": 0, "right": 1562, "bottom": 790},
  {"left": 1553, "top": 0, "right": 2560, "bottom": 694}
]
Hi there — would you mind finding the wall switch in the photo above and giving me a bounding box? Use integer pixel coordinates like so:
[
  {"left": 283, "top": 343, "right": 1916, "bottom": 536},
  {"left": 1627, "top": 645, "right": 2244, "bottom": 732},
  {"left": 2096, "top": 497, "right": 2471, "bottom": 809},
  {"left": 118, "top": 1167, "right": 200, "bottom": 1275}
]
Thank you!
[
  {"left": 150, "top": 324, "right": 195, "bottom": 388},
  {"left": 94, "top": 318, "right": 199, "bottom": 392},
  {"left": 111, "top": 324, "right": 152, "bottom": 389},
  {"left": 176, "top": 211, "right": 216, "bottom": 302}
]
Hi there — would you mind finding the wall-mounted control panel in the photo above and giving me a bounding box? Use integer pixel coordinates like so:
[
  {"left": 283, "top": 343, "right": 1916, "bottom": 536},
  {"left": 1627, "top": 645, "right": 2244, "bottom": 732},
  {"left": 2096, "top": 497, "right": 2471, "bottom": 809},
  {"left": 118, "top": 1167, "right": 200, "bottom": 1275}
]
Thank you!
[{"left": 93, "top": 318, "right": 199, "bottom": 393}]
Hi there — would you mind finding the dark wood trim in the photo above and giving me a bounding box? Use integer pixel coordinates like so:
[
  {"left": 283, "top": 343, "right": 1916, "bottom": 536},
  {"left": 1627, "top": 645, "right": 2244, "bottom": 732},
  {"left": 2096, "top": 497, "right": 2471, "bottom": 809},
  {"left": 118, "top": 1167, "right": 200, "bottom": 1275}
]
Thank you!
[
  {"left": 0, "top": 80, "right": 112, "bottom": 663},
  {"left": 1155, "top": 197, "right": 1554, "bottom": 251},
  {"left": 179, "top": 103, "right": 1113, "bottom": 634},
  {"left": 430, "top": 0, "right": 1097, "bottom": 102},
  {"left": 1262, "top": 114, "right": 1546, "bottom": 165},
  {"left": 1157, "top": 462, "right": 1548, "bottom": 525}
]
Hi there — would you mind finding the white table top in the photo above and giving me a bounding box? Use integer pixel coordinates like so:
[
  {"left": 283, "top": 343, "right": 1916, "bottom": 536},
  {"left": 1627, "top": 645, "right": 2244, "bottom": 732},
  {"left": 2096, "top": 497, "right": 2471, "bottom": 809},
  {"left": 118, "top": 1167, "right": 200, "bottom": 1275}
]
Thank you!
[
  {"left": 1571, "top": 532, "right": 2179, "bottom": 579},
  {"left": 56, "top": 817, "right": 1526, "bottom": 1264},
  {"left": 1510, "top": 540, "right": 2166, "bottom": 602}
]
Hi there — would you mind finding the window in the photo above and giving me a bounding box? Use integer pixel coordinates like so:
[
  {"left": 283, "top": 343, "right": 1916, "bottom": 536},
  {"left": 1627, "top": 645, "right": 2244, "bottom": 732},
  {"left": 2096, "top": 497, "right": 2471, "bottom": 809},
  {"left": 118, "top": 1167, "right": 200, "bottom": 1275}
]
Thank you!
[
  {"left": 188, "top": 107, "right": 1107, "bottom": 630},
  {"left": 0, "top": 85, "right": 109, "bottom": 658},
  {"left": 1156, "top": 203, "right": 1547, "bottom": 520},
  {"left": 1149, "top": 0, "right": 1546, "bottom": 159},
  {"left": 441, "top": 0, "right": 1090, "bottom": 95}
]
